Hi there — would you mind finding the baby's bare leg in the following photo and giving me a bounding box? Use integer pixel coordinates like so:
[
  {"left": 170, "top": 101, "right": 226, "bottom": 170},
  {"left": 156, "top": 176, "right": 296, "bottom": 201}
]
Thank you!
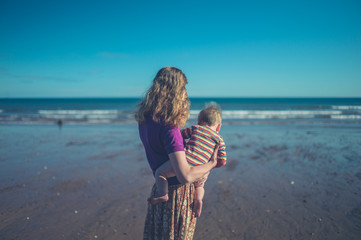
[
  {"left": 192, "top": 186, "right": 204, "bottom": 218},
  {"left": 193, "top": 178, "right": 206, "bottom": 218},
  {"left": 148, "top": 161, "right": 176, "bottom": 205},
  {"left": 194, "top": 186, "right": 205, "bottom": 201},
  {"left": 154, "top": 161, "right": 176, "bottom": 196}
]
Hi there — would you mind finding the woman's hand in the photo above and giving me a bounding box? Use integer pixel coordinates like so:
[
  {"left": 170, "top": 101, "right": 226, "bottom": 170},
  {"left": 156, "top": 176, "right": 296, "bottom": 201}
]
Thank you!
[{"left": 209, "top": 142, "right": 220, "bottom": 168}]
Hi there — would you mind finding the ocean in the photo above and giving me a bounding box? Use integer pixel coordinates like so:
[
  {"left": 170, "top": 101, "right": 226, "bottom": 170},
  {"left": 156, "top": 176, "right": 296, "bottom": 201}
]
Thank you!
[{"left": 0, "top": 97, "right": 361, "bottom": 125}]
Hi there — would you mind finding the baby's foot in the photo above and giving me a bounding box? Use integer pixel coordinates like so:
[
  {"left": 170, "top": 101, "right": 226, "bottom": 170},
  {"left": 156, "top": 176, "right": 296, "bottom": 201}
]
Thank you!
[
  {"left": 192, "top": 199, "right": 203, "bottom": 218},
  {"left": 147, "top": 194, "right": 169, "bottom": 205}
]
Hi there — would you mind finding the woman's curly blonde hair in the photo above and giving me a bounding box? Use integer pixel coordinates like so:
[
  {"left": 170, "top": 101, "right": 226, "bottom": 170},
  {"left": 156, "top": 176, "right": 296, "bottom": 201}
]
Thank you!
[{"left": 135, "top": 67, "right": 190, "bottom": 128}]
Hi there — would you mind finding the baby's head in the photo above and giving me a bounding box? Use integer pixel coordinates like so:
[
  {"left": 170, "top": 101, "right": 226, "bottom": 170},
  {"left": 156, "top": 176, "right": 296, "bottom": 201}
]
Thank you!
[{"left": 197, "top": 102, "right": 222, "bottom": 132}]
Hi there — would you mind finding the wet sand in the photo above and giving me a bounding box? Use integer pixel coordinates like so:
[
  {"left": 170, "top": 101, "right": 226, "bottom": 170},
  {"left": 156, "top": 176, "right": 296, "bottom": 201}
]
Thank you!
[{"left": 1, "top": 124, "right": 361, "bottom": 239}]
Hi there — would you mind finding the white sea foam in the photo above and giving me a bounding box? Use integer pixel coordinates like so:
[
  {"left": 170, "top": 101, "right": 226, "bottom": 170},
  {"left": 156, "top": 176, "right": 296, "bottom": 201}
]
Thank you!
[
  {"left": 38, "top": 109, "right": 121, "bottom": 120},
  {"left": 39, "top": 110, "right": 119, "bottom": 115},
  {"left": 40, "top": 114, "right": 118, "bottom": 119},
  {"left": 84, "top": 119, "right": 114, "bottom": 124},
  {"left": 4, "top": 115, "right": 19, "bottom": 120},
  {"left": 331, "top": 106, "right": 361, "bottom": 110},
  {"left": 331, "top": 115, "right": 361, "bottom": 120},
  {"left": 190, "top": 110, "right": 343, "bottom": 119},
  {"left": 1, "top": 108, "right": 359, "bottom": 124}
]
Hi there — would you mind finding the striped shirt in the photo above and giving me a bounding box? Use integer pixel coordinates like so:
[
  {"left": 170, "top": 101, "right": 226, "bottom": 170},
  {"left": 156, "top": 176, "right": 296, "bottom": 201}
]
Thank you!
[{"left": 181, "top": 125, "right": 227, "bottom": 167}]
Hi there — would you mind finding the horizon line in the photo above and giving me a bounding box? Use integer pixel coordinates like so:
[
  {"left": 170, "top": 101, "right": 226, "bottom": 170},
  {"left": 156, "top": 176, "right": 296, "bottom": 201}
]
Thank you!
[{"left": 1, "top": 96, "right": 361, "bottom": 99}]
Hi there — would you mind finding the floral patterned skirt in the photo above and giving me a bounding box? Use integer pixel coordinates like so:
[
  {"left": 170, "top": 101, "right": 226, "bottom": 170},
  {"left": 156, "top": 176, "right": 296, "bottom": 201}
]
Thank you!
[{"left": 143, "top": 183, "right": 197, "bottom": 240}]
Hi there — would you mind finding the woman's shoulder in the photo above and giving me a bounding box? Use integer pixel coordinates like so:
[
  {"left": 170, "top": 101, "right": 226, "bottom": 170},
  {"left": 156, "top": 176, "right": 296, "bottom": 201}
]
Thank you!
[
  {"left": 162, "top": 124, "right": 181, "bottom": 137},
  {"left": 142, "top": 116, "right": 181, "bottom": 134}
]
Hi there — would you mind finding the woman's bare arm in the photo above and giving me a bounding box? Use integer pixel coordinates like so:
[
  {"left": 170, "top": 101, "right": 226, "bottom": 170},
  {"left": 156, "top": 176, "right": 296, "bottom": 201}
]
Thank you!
[{"left": 169, "top": 144, "right": 219, "bottom": 184}]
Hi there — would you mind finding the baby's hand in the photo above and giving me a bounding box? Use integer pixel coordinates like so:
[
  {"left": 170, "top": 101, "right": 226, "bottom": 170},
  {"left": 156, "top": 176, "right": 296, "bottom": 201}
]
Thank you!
[{"left": 215, "top": 158, "right": 226, "bottom": 168}]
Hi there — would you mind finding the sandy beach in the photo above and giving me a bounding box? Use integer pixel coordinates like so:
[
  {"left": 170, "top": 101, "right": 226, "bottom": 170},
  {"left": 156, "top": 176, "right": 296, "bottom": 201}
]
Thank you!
[{"left": 1, "top": 123, "right": 361, "bottom": 239}]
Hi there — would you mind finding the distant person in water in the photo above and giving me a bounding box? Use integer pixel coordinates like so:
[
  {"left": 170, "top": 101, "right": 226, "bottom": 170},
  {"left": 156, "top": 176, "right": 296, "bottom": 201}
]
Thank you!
[
  {"left": 57, "top": 120, "right": 63, "bottom": 129},
  {"left": 148, "top": 102, "right": 227, "bottom": 218}
]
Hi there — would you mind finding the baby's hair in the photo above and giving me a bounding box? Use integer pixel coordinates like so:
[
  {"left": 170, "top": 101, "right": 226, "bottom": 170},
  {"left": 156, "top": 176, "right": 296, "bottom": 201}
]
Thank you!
[{"left": 197, "top": 102, "right": 222, "bottom": 126}]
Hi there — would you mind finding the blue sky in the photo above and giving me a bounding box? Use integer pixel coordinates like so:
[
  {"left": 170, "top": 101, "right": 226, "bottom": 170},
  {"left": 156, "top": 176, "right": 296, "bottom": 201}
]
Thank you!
[{"left": 0, "top": 0, "right": 360, "bottom": 98}]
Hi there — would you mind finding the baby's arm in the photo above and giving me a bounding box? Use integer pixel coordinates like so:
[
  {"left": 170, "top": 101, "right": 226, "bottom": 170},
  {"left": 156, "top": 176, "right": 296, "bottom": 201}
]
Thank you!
[
  {"left": 181, "top": 126, "right": 193, "bottom": 139},
  {"left": 215, "top": 142, "right": 227, "bottom": 168}
]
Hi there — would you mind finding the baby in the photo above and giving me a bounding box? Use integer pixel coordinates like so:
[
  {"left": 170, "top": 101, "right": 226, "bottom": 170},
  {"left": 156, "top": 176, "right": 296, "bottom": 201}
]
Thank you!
[{"left": 148, "top": 102, "right": 227, "bottom": 218}]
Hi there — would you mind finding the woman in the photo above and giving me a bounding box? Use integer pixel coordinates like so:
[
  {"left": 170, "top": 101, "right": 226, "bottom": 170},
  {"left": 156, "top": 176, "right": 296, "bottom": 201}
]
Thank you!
[{"left": 136, "top": 67, "right": 218, "bottom": 240}]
